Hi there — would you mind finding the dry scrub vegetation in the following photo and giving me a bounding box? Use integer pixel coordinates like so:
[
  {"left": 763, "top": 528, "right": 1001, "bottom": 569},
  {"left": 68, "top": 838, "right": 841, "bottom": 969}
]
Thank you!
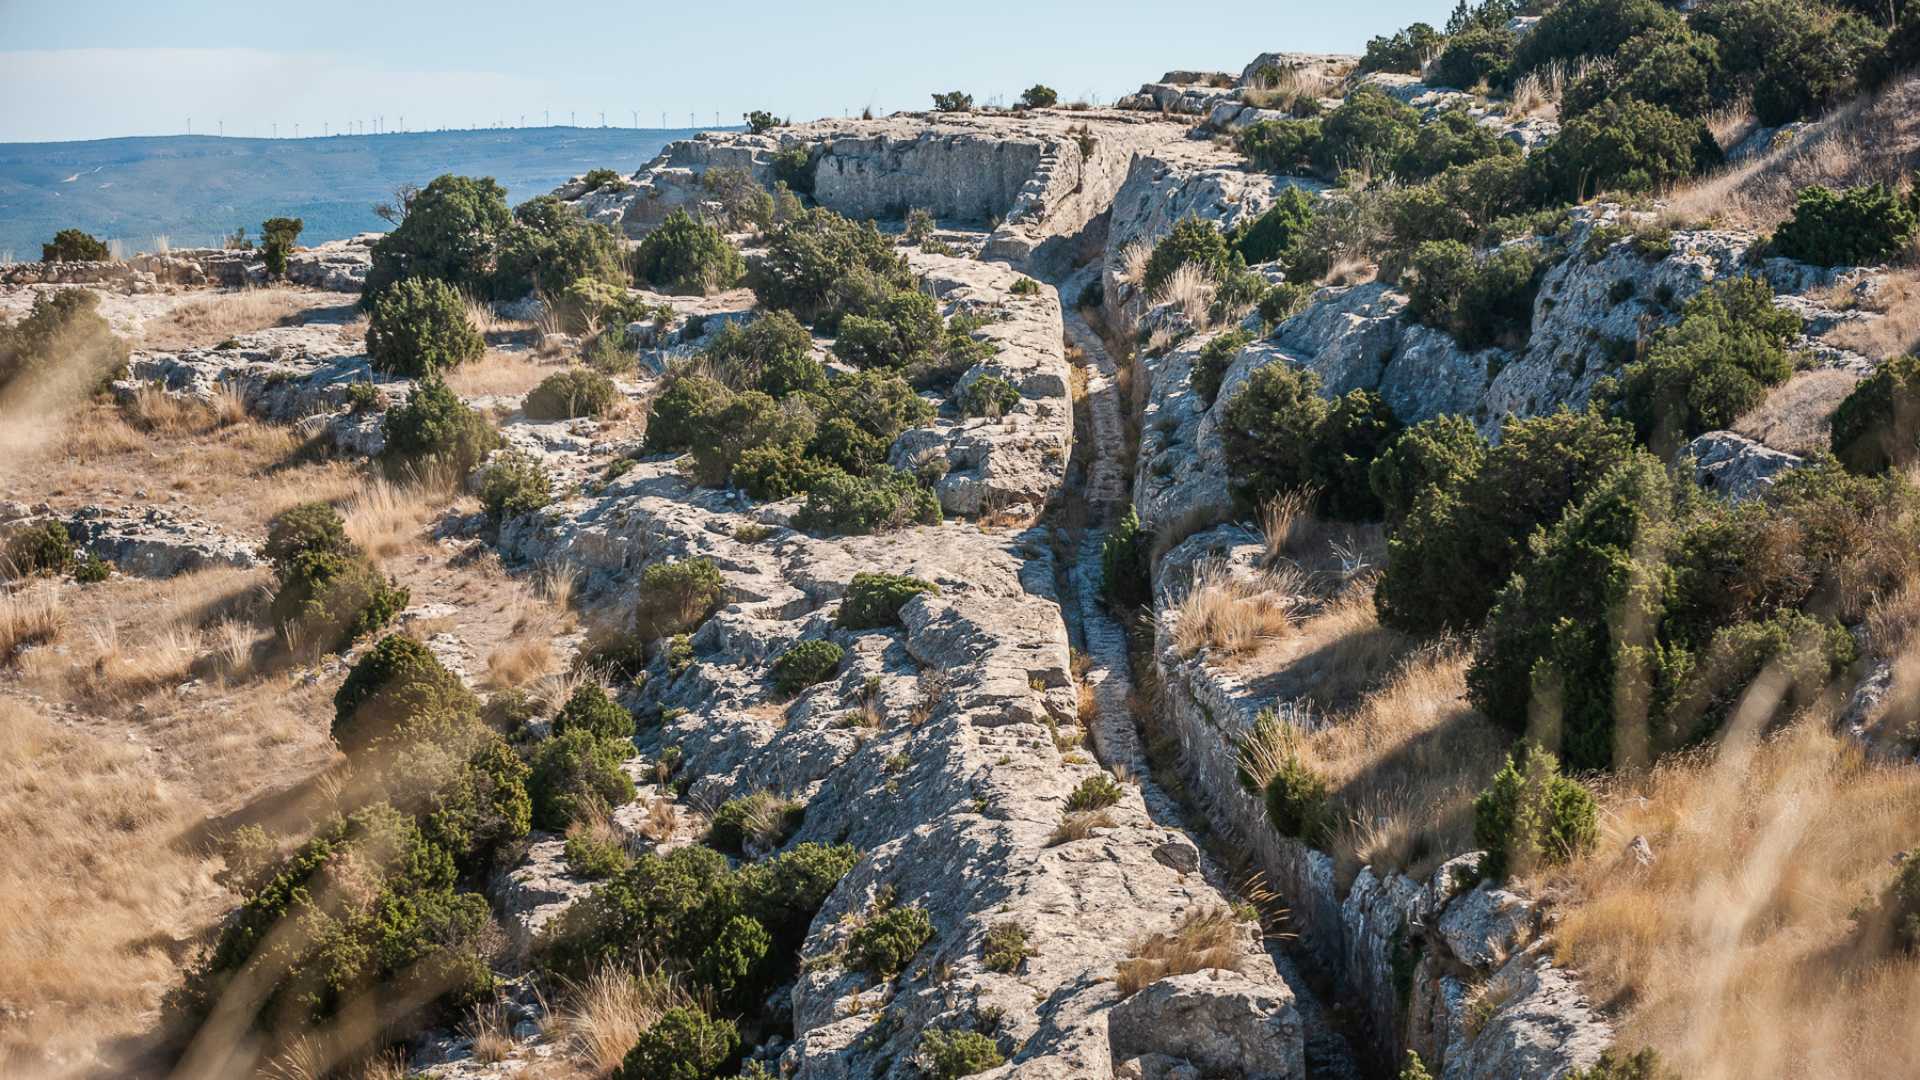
[
  {"left": 138, "top": 287, "right": 323, "bottom": 351},
  {"left": 1114, "top": 907, "right": 1246, "bottom": 996},
  {"left": 1545, "top": 719, "right": 1920, "bottom": 1078}
]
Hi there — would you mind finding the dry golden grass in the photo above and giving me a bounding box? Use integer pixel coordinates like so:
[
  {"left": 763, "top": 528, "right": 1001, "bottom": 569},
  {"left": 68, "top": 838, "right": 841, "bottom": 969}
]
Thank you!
[
  {"left": 0, "top": 699, "right": 215, "bottom": 1076},
  {"left": 1547, "top": 719, "right": 1920, "bottom": 1078},
  {"left": 1048, "top": 807, "right": 1117, "bottom": 846},
  {"left": 1118, "top": 241, "right": 1152, "bottom": 289},
  {"left": 0, "top": 584, "right": 64, "bottom": 663},
  {"left": 341, "top": 474, "right": 443, "bottom": 559},
  {"left": 487, "top": 637, "right": 558, "bottom": 689},
  {"left": 443, "top": 349, "right": 554, "bottom": 399},
  {"left": 1826, "top": 265, "right": 1920, "bottom": 362},
  {"left": 1169, "top": 560, "right": 1303, "bottom": 658},
  {"left": 1242, "top": 64, "right": 1336, "bottom": 112},
  {"left": 464, "top": 1001, "right": 514, "bottom": 1064},
  {"left": 555, "top": 965, "right": 694, "bottom": 1076},
  {"left": 139, "top": 287, "right": 320, "bottom": 351},
  {"left": 1153, "top": 263, "right": 1216, "bottom": 327},
  {"left": 122, "top": 381, "right": 250, "bottom": 435},
  {"left": 1113, "top": 908, "right": 1244, "bottom": 996},
  {"left": 1732, "top": 368, "right": 1863, "bottom": 456}
]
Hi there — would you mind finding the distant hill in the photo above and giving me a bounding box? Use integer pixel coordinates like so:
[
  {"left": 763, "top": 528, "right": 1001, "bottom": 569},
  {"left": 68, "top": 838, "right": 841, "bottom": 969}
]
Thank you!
[{"left": 0, "top": 126, "right": 714, "bottom": 261}]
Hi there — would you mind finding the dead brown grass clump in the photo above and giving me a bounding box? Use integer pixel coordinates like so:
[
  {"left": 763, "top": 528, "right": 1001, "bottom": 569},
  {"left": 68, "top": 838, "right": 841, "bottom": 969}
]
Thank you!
[
  {"left": 341, "top": 475, "right": 442, "bottom": 559},
  {"left": 555, "top": 965, "right": 694, "bottom": 1075},
  {"left": 0, "top": 584, "right": 64, "bottom": 663},
  {"left": 1169, "top": 561, "right": 1303, "bottom": 658},
  {"left": 1731, "top": 368, "right": 1864, "bottom": 456},
  {"left": 140, "top": 287, "right": 318, "bottom": 351},
  {"left": 1048, "top": 808, "right": 1116, "bottom": 846},
  {"left": 122, "top": 380, "right": 250, "bottom": 435},
  {"left": 1826, "top": 265, "right": 1920, "bottom": 363},
  {"left": 1548, "top": 720, "right": 1920, "bottom": 1078},
  {"left": 1113, "top": 908, "right": 1245, "bottom": 996},
  {"left": 443, "top": 350, "right": 553, "bottom": 399}
]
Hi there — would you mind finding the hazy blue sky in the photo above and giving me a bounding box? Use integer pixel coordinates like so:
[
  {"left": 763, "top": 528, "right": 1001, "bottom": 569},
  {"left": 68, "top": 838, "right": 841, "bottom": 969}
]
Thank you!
[{"left": 0, "top": 1, "right": 1450, "bottom": 143}]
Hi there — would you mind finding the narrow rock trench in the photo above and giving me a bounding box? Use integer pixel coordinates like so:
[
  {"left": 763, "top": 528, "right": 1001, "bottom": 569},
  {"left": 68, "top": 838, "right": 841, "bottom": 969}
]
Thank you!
[{"left": 1049, "top": 267, "right": 1366, "bottom": 1080}]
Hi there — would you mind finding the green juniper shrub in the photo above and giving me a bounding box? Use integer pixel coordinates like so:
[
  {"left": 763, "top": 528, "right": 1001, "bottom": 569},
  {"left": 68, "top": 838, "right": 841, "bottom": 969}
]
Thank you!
[
  {"left": 172, "top": 802, "right": 495, "bottom": 1041},
  {"left": 635, "top": 557, "right": 727, "bottom": 640},
  {"left": 1191, "top": 328, "right": 1254, "bottom": 408},
  {"left": 1612, "top": 275, "right": 1802, "bottom": 455},
  {"left": 583, "top": 327, "right": 638, "bottom": 378},
  {"left": 772, "top": 147, "right": 816, "bottom": 197},
  {"left": 1358, "top": 21, "right": 1445, "bottom": 74},
  {"left": 41, "top": 228, "right": 110, "bottom": 262},
  {"left": 794, "top": 467, "right": 941, "bottom": 536},
  {"left": 1881, "top": 850, "right": 1920, "bottom": 953},
  {"left": 615, "top": 1006, "right": 740, "bottom": 1080},
  {"left": 366, "top": 276, "right": 484, "bottom": 377},
  {"left": 1258, "top": 282, "right": 1314, "bottom": 325},
  {"left": 262, "top": 500, "right": 349, "bottom": 572},
  {"left": 557, "top": 276, "right": 659, "bottom": 335},
  {"left": 635, "top": 209, "right": 746, "bottom": 295},
  {"left": 1264, "top": 749, "right": 1336, "bottom": 847},
  {"left": 1404, "top": 240, "right": 1549, "bottom": 350},
  {"left": 732, "top": 443, "right": 841, "bottom": 500},
  {"left": 1472, "top": 744, "right": 1598, "bottom": 881},
  {"left": 1696, "top": 0, "right": 1886, "bottom": 127},
  {"left": 931, "top": 91, "right": 974, "bottom": 112},
  {"left": 553, "top": 683, "right": 635, "bottom": 741},
  {"left": 269, "top": 548, "right": 408, "bottom": 653},
  {"left": 903, "top": 207, "right": 937, "bottom": 244},
  {"left": 772, "top": 639, "right": 845, "bottom": 696},
  {"left": 4, "top": 521, "right": 74, "bottom": 577},
  {"left": 701, "top": 311, "right": 825, "bottom": 397},
  {"left": 345, "top": 379, "right": 387, "bottom": 413},
  {"left": 708, "top": 790, "right": 805, "bottom": 855},
  {"left": 71, "top": 552, "right": 111, "bottom": 584},
  {"left": 1220, "top": 361, "right": 1402, "bottom": 520},
  {"left": 1399, "top": 1050, "right": 1437, "bottom": 1080},
  {"left": 332, "top": 634, "right": 477, "bottom": 748},
  {"left": 1143, "top": 216, "right": 1233, "bottom": 296},
  {"left": 1010, "top": 276, "right": 1041, "bottom": 296},
  {"left": 363, "top": 174, "right": 519, "bottom": 301},
  {"left": 1312, "top": 88, "right": 1423, "bottom": 179},
  {"left": 1019, "top": 84, "right": 1059, "bottom": 109},
  {"left": 565, "top": 828, "right": 631, "bottom": 879},
  {"left": 579, "top": 167, "right": 628, "bottom": 193},
  {"left": 1511, "top": 0, "right": 1679, "bottom": 77},
  {"left": 1538, "top": 98, "right": 1718, "bottom": 201},
  {"left": 1065, "top": 773, "right": 1125, "bottom": 812},
  {"left": 646, "top": 372, "right": 734, "bottom": 452},
  {"left": 379, "top": 374, "right": 502, "bottom": 480},
  {"left": 685, "top": 389, "right": 816, "bottom": 488},
  {"left": 958, "top": 374, "right": 1021, "bottom": 418},
  {"left": 833, "top": 289, "right": 944, "bottom": 370},
  {"left": 525, "top": 366, "right": 619, "bottom": 420},
  {"left": 1560, "top": 24, "right": 1721, "bottom": 123},
  {"left": 743, "top": 110, "right": 780, "bottom": 135},
  {"left": 918, "top": 1029, "right": 1007, "bottom": 1079},
  {"left": 1375, "top": 409, "right": 1638, "bottom": 633},
  {"left": 529, "top": 728, "right": 637, "bottom": 831},
  {"left": 1101, "top": 505, "right": 1154, "bottom": 610},
  {"left": 478, "top": 449, "right": 552, "bottom": 524},
  {"left": 748, "top": 208, "right": 913, "bottom": 331},
  {"left": 498, "top": 195, "right": 631, "bottom": 302},
  {"left": 981, "top": 921, "right": 1033, "bottom": 973},
  {"left": 838, "top": 572, "right": 940, "bottom": 629},
  {"left": 259, "top": 216, "right": 303, "bottom": 279},
  {"left": 1430, "top": 25, "right": 1516, "bottom": 89},
  {"left": 1236, "top": 119, "right": 1324, "bottom": 175},
  {"left": 1770, "top": 181, "right": 1920, "bottom": 268},
  {"left": 1832, "top": 354, "right": 1920, "bottom": 473},
  {"left": 1399, "top": 108, "right": 1518, "bottom": 182},
  {"left": 850, "top": 903, "right": 935, "bottom": 977},
  {"left": 1233, "top": 186, "right": 1317, "bottom": 270},
  {"left": 701, "top": 167, "right": 775, "bottom": 233},
  {"left": 1368, "top": 413, "right": 1488, "bottom": 530},
  {"left": 0, "top": 288, "right": 130, "bottom": 397},
  {"left": 814, "top": 368, "right": 935, "bottom": 460}
]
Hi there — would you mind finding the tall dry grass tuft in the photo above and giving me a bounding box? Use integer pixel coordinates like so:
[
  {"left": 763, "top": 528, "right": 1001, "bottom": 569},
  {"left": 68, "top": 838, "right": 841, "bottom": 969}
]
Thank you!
[
  {"left": 0, "top": 584, "right": 64, "bottom": 662},
  {"left": 443, "top": 350, "right": 553, "bottom": 399},
  {"left": 556, "top": 965, "right": 694, "bottom": 1075},
  {"left": 1242, "top": 64, "right": 1335, "bottom": 112},
  {"left": 123, "top": 380, "right": 249, "bottom": 435},
  {"left": 139, "top": 287, "right": 316, "bottom": 351},
  {"left": 1507, "top": 58, "right": 1591, "bottom": 118},
  {"left": 1169, "top": 560, "right": 1303, "bottom": 657},
  {"left": 1731, "top": 369, "right": 1862, "bottom": 456},
  {"left": 1154, "top": 263, "right": 1217, "bottom": 327},
  {"left": 1114, "top": 908, "right": 1245, "bottom": 996},
  {"left": 1118, "top": 241, "right": 1152, "bottom": 289},
  {"left": 1826, "top": 266, "right": 1920, "bottom": 362},
  {"left": 342, "top": 474, "right": 441, "bottom": 559},
  {"left": 1549, "top": 719, "right": 1920, "bottom": 1078}
]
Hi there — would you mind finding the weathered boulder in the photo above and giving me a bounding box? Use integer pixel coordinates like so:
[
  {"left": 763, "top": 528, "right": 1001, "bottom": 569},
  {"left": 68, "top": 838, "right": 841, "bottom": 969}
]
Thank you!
[
  {"left": 63, "top": 504, "right": 259, "bottom": 577},
  {"left": 1678, "top": 431, "right": 1804, "bottom": 501},
  {"left": 1109, "top": 970, "right": 1306, "bottom": 1080}
]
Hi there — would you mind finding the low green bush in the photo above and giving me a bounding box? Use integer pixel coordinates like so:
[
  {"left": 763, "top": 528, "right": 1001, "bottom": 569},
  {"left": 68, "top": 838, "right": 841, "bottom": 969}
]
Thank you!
[
  {"left": 918, "top": 1029, "right": 1006, "bottom": 1079},
  {"left": 525, "top": 366, "right": 619, "bottom": 419},
  {"left": 772, "top": 639, "right": 844, "bottom": 696},
  {"left": 71, "top": 553, "right": 111, "bottom": 583},
  {"left": 1537, "top": 97, "right": 1717, "bottom": 200},
  {"left": 646, "top": 372, "right": 733, "bottom": 452},
  {"left": 1770, "top": 181, "right": 1919, "bottom": 268},
  {"left": 0, "top": 289, "right": 130, "bottom": 397},
  {"left": 263, "top": 502, "right": 350, "bottom": 570},
  {"left": 1263, "top": 746, "right": 1336, "bottom": 846},
  {"left": 1100, "top": 505, "right": 1154, "bottom": 611},
  {"left": 1359, "top": 21, "right": 1444, "bottom": 74},
  {"left": 749, "top": 208, "right": 913, "bottom": 330},
  {"left": 1233, "top": 187, "right": 1316, "bottom": 271},
  {"left": 479, "top": 449, "right": 552, "bottom": 524},
  {"left": 839, "top": 572, "right": 940, "bottom": 629},
  {"left": 379, "top": 375, "right": 502, "bottom": 480},
  {"left": 1831, "top": 354, "right": 1920, "bottom": 473},
  {"left": 832, "top": 290, "right": 944, "bottom": 370},
  {"left": 1220, "top": 361, "right": 1402, "bottom": 520},
  {"left": 1472, "top": 744, "right": 1599, "bottom": 880},
  {"left": 582, "top": 324, "right": 638, "bottom": 375},
  {"left": 1403, "top": 239, "right": 1548, "bottom": 350},
  {"left": 1020, "top": 84, "right": 1059, "bottom": 109},
  {"left": 958, "top": 374, "right": 1021, "bottom": 418},
  {"left": 4, "top": 521, "right": 74, "bottom": 577},
  {"left": 794, "top": 468, "right": 941, "bottom": 536},
  {"left": 635, "top": 557, "right": 727, "bottom": 640},
  {"left": 1512, "top": 0, "right": 1679, "bottom": 78},
  {"left": 42, "top": 228, "right": 110, "bottom": 262},
  {"left": 529, "top": 728, "right": 637, "bottom": 830},
  {"left": 553, "top": 683, "right": 634, "bottom": 741},
  {"left": 849, "top": 904, "right": 935, "bottom": 977},
  {"left": 982, "top": 920, "right": 1032, "bottom": 973},
  {"left": 332, "top": 634, "right": 478, "bottom": 747},
  {"left": 1560, "top": 24, "right": 1719, "bottom": 123},
  {"left": 1066, "top": 773, "right": 1125, "bottom": 812},
  {"left": 931, "top": 91, "right": 974, "bottom": 112},
  {"left": 366, "top": 276, "right": 484, "bottom": 377},
  {"left": 1314, "top": 89, "right": 1424, "bottom": 178},
  {"left": 1566, "top": 1048, "right": 1676, "bottom": 1080},
  {"left": 564, "top": 829, "right": 630, "bottom": 878},
  {"left": 1430, "top": 25, "right": 1515, "bottom": 89},
  {"left": 1143, "top": 216, "right": 1232, "bottom": 296},
  {"left": 270, "top": 548, "right": 407, "bottom": 652},
  {"left": 634, "top": 209, "right": 746, "bottom": 294},
  {"left": 702, "top": 311, "right": 824, "bottom": 397},
  {"left": 615, "top": 1006, "right": 739, "bottom": 1080},
  {"left": 1368, "top": 414, "right": 1487, "bottom": 530},
  {"left": 1236, "top": 119, "right": 1323, "bottom": 175},
  {"left": 1697, "top": 0, "right": 1885, "bottom": 126},
  {"left": 709, "top": 790, "right": 805, "bottom": 854},
  {"left": 772, "top": 147, "right": 816, "bottom": 197},
  {"left": 743, "top": 110, "right": 780, "bottom": 135},
  {"left": 1613, "top": 276, "right": 1801, "bottom": 453}
]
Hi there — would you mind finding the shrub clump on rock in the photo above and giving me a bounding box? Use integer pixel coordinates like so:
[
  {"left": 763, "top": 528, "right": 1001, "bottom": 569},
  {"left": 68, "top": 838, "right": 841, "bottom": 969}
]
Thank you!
[
  {"left": 379, "top": 375, "right": 503, "bottom": 480},
  {"left": 478, "top": 449, "right": 552, "bottom": 524},
  {"left": 849, "top": 903, "right": 935, "bottom": 977},
  {"left": 1612, "top": 275, "right": 1801, "bottom": 454},
  {"left": 957, "top": 374, "right": 1021, "bottom": 419},
  {"left": 838, "top": 572, "right": 940, "bottom": 629},
  {"left": 366, "top": 276, "right": 484, "bottom": 377},
  {"left": 4, "top": 521, "right": 75, "bottom": 577},
  {"left": 1472, "top": 744, "right": 1599, "bottom": 880},
  {"left": 1221, "top": 360, "right": 1402, "bottom": 520},
  {"left": 1771, "top": 182, "right": 1920, "bottom": 268},
  {"left": 634, "top": 209, "right": 746, "bottom": 295},
  {"left": 614, "top": 1006, "right": 739, "bottom": 1080},
  {"left": 918, "top": 1029, "right": 1007, "bottom": 1079},
  {"left": 635, "top": 557, "right": 728, "bottom": 640},
  {"left": 0, "top": 289, "right": 130, "bottom": 398},
  {"left": 529, "top": 728, "right": 636, "bottom": 831},
  {"left": 772, "top": 639, "right": 844, "bottom": 696},
  {"left": 41, "top": 228, "right": 110, "bottom": 262},
  {"left": 794, "top": 468, "right": 941, "bottom": 536},
  {"left": 525, "top": 366, "right": 619, "bottom": 420},
  {"left": 265, "top": 502, "right": 407, "bottom": 653},
  {"left": 1831, "top": 354, "right": 1920, "bottom": 474},
  {"left": 552, "top": 682, "right": 634, "bottom": 741}
]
